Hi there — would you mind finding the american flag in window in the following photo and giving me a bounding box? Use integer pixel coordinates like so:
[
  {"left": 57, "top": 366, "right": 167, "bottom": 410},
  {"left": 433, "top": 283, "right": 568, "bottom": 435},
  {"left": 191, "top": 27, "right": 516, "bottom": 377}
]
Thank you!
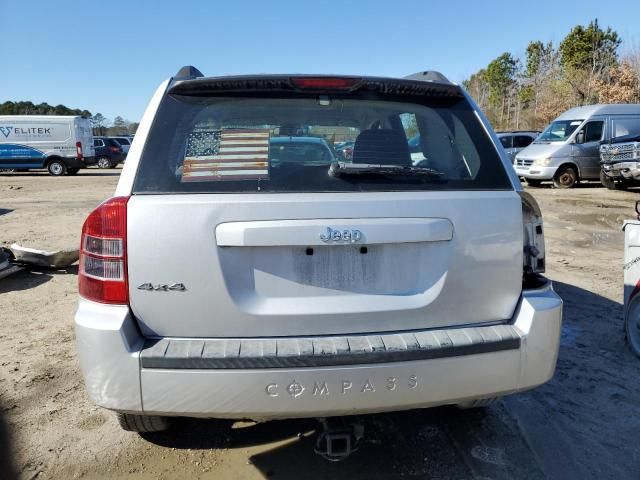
[{"left": 181, "top": 128, "right": 270, "bottom": 182}]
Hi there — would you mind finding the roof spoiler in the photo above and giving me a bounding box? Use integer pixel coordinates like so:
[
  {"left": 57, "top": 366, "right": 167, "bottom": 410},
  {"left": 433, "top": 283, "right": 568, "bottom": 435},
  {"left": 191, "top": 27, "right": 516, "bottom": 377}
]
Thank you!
[
  {"left": 404, "top": 71, "right": 451, "bottom": 84},
  {"left": 173, "top": 68, "right": 451, "bottom": 85},
  {"left": 168, "top": 74, "right": 464, "bottom": 99},
  {"left": 174, "top": 65, "right": 204, "bottom": 81}
]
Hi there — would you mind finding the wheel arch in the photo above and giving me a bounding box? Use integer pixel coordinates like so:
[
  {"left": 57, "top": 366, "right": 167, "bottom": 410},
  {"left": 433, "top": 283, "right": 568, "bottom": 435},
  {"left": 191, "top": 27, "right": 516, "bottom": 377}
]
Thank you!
[
  {"left": 556, "top": 161, "right": 581, "bottom": 178},
  {"left": 44, "top": 155, "right": 65, "bottom": 166},
  {"left": 624, "top": 294, "right": 640, "bottom": 357}
]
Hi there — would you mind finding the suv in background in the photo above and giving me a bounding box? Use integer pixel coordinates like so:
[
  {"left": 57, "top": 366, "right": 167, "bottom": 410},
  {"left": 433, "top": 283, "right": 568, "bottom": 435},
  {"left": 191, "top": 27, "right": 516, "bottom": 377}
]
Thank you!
[
  {"left": 496, "top": 131, "right": 539, "bottom": 163},
  {"left": 75, "top": 67, "right": 562, "bottom": 436},
  {"left": 93, "top": 137, "right": 125, "bottom": 168},
  {"left": 110, "top": 136, "right": 133, "bottom": 155}
]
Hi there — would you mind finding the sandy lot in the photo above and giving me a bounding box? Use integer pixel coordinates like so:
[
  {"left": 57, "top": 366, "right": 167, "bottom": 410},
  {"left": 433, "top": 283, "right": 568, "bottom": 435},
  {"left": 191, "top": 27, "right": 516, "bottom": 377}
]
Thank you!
[{"left": 1, "top": 169, "right": 639, "bottom": 479}]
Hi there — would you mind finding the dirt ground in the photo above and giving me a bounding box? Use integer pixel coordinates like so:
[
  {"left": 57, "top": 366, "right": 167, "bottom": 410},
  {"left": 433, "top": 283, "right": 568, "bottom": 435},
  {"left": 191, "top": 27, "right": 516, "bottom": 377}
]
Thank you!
[{"left": 1, "top": 169, "right": 639, "bottom": 479}]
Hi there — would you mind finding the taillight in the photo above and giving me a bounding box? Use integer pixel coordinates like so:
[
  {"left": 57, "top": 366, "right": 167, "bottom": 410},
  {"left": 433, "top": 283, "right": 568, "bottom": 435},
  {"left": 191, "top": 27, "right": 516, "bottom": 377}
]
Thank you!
[
  {"left": 79, "top": 196, "right": 129, "bottom": 304},
  {"left": 109, "top": 146, "right": 120, "bottom": 153},
  {"left": 290, "top": 77, "right": 362, "bottom": 90},
  {"left": 76, "top": 141, "right": 83, "bottom": 160},
  {"left": 519, "top": 192, "right": 545, "bottom": 274}
]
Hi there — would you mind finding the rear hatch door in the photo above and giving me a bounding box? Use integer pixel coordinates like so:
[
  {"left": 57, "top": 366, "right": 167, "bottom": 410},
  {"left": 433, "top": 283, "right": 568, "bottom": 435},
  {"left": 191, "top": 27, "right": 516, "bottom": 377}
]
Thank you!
[{"left": 126, "top": 75, "right": 522, "bottom": 338}]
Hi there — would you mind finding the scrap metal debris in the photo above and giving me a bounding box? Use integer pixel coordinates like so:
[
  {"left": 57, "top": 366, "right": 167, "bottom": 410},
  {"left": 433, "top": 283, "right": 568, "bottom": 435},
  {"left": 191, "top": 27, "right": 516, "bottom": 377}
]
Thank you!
[{"left": 8, "top": 244, "right": 79, "bottom": 269}]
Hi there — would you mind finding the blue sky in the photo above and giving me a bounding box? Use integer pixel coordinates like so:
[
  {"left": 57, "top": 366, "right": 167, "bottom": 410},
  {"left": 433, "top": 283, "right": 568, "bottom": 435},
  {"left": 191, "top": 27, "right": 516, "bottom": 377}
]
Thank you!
[{"left": 1, "top": 0, "right": 638, "bottom": 123}]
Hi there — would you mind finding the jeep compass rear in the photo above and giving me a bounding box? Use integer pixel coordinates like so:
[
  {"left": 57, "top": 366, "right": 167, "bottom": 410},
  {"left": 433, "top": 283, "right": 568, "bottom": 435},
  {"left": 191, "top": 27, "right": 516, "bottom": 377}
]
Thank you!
[{"left": 75, "top": 67, "right": 562, "bottom": 432}]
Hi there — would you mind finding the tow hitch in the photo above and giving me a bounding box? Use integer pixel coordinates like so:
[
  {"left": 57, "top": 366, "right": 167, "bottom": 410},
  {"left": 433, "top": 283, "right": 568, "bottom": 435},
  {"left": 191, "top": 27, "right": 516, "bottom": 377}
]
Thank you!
[{"left": 314, "top": 418, "right": 364, "bottom": 461}]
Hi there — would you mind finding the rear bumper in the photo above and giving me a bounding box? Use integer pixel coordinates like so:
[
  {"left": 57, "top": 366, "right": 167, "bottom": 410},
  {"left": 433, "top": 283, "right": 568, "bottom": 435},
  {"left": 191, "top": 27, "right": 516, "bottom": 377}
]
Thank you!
[
  {"left": 55, "top": 156, "right": 96, "bottom": 169},
  {"left": 75, "top": 281, "right": 562, "bottom": 420}
]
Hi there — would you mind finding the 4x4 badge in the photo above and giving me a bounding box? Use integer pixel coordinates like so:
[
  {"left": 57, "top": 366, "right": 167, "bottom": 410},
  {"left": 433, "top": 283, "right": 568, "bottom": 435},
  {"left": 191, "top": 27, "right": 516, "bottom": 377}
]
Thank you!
[{"left": 137, "top": 283, "right": 186, "bottom": 291}]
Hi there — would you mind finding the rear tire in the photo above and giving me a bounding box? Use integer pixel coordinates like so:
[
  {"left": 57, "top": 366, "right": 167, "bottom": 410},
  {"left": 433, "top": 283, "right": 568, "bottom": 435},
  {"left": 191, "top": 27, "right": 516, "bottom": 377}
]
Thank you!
[
  {"left": 47, "top": 159, "right": 67, "bottom": 176},
  {"left": 67, "top": 168, "right": 79, "bottom": 175},
  {"left": 553, "top": 166, "right": 578, "bottom": 189},
  {"left": 116, "top": 413, "right": 171, "bottom": 432},
  {"left": 97, "top": 157, "right": 111, "bottom": 169},
  {"left": 526, "top": 179, "right": 542, "bottom": 187},
  {"left": 456, "top": 397, "right": 500, "bottom": 409}
]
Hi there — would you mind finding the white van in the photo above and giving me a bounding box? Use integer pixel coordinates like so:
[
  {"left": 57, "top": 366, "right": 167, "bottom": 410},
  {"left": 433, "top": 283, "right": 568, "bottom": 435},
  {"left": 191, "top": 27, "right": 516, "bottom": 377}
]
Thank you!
[
  {"left": 514, "top": 104, "right": 640, "bottom": 188},
  {"left": 0, "top": 115, "right": 96, "bottom": 175}
]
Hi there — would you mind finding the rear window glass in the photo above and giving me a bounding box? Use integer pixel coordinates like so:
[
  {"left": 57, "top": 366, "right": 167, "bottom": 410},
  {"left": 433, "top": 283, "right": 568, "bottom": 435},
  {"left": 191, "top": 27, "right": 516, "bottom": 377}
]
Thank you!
[
  {"left": 133, "top": 94, "right": 511, "bottom": 193},
  {"left": 116, "top": 137, "right": 130, "bottom": 145},
  {"left": 513, "top": 135, "right": 534, "bottom": 148},
  {"left": 499, "top": 136, "right": 513, "bottom": 148}
]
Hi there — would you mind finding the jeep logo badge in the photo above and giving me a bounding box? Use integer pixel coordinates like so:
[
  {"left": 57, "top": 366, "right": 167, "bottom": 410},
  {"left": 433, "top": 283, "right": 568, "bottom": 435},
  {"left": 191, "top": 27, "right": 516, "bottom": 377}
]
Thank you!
[{"left": 320, "top": 227, "right": 362, "bottom": 243}]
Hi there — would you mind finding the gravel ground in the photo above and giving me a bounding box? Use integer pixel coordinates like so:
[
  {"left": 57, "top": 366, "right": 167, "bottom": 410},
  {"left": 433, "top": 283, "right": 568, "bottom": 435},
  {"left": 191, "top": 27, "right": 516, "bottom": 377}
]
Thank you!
[{"left": 1, "top": 169, "right": 639, "bottom": 479}]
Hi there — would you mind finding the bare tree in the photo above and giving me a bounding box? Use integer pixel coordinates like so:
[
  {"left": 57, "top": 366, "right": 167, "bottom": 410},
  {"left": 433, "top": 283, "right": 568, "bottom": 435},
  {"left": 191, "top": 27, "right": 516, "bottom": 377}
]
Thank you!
[{"left": 90, "top": 113, "right": 110, "bottom": 136}]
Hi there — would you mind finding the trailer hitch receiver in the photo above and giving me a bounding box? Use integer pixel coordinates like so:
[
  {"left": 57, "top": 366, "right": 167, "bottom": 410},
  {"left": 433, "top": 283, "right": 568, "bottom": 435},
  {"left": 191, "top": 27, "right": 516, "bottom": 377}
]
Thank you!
[{"left": 314, "top": 418, "right": 364, "bottom": 461}]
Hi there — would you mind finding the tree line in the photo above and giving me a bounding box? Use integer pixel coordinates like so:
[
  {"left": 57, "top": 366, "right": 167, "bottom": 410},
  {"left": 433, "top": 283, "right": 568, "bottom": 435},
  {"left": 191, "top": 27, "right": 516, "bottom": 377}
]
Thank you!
[
  {"left": 0, "top": 101, "right": 138, "bottom": 136},
  {"left": 0, "top": 100, "right": 91, "bottom": 118},
  {"left": 90, "top": 113, "right": 138, "bottom": 136},
  {"left": 463, "top": 19, "right": 640, "bottom": 131}
]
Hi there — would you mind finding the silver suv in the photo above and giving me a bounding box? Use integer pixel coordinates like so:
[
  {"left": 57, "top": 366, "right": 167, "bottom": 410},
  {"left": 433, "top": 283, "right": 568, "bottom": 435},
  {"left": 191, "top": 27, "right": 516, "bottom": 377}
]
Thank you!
[{"left": 75, "top": 67, "right": 562, "bottom": 434}]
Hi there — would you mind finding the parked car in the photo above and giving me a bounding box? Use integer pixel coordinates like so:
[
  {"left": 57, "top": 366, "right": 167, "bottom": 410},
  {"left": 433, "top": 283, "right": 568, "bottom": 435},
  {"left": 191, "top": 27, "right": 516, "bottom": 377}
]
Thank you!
[
  {"left": 496, "top": 131, "right": 539, "bottom": 163},
  {"left": 515, "top": 104, "right": 640, "bottom": 188},
  {"left": 110, "top": 136, "right": 132, "bottom": 154},
  {"left": 270, "top": 136, "right": 335, "bottom": 165},
  {"left": 600, "top": 133, "right": 640, "bottom": 189},
  {"left": 0, "top": 115, "right": 95, "bottom": 175},
  {"left": 93, "top": 137, "right": 125, "bottom": 168},
  {"left": 75, "top": 67, "right": 562, "bottom": 439}
]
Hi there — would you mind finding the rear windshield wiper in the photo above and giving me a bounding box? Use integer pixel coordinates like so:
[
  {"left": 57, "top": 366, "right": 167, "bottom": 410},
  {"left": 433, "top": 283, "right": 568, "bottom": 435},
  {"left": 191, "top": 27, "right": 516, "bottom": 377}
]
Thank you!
[{"left": 329, "top": 162, "right": 444, "bottom": 179}]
